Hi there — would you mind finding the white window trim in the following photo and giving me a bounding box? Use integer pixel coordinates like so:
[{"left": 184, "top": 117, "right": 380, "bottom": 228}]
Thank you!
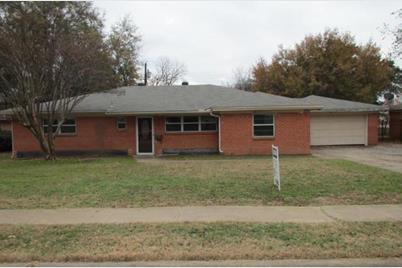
[
  {"left": 116, "top": 117, "right": 127, "bottom": 130},
  {"left": 43, "top": 119, "right": 76, "bottom": 135},
  {"left": 165, "top": 116, "right": 183, "bottom": 132},
  {"left": 182, "top": 116, "right": 200, "bottom": 132},
  {"left": 165, "top": 116, "right": 218, "bottom": 133},
  {"left": 252, "top": 113, "right": 275, "bottom": 138},
  {"left": 136, "top": 116, "right": 154, "bottom": 155}
]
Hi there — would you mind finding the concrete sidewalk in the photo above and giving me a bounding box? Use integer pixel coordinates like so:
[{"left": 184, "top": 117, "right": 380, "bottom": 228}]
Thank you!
[
  {"left": 0, "top": 204, "right": 401, "bottom": 225},
  {"left": 3, "top": 257, "right": 402, "bottom": 267}
]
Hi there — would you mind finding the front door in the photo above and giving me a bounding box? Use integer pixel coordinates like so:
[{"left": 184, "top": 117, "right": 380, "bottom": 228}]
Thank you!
[
  {"left": 400, "top": 120, "right": 402, "bottom": 141},
  {"left": 137, "top": 117, "right": 153, "bottom": 154}
]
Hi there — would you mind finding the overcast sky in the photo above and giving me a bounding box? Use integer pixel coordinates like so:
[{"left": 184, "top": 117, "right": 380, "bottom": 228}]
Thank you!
[{"left": 94, "top": 1, "right": 401, "bottom": 85}]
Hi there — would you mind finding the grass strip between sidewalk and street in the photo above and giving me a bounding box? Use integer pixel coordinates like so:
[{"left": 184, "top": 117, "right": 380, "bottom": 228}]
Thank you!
[{"left": 1, "top": 222, "right": 402, "bottom": 263}]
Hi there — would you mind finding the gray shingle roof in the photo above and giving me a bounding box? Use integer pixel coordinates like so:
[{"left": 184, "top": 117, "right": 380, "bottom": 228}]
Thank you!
[
  {"left": 300, "top": 95, "right": 383, "bottom": 113},
  {"left": 71, "top": 85, "right": 320, "bottom": 114},
  {"left": 2, "top": 85, "right": 384, "bottom": 116}
]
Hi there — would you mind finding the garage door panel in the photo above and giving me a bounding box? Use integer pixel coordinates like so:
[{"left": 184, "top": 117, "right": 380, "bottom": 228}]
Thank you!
[
  {"left": 311, "top": 129, "right": 365, "bottom": 137},
  {"left": 311, "top": 115, "right": 367, "bottom": 146},
  {"left": 312, "top": 137, "right": 365, "bottom": 145}
]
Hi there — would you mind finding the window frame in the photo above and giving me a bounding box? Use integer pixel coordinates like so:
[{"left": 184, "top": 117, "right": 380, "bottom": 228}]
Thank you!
[
  {"left": 165, "top": 115, "right": 218, "bottom": 133},
  {"left": 252, "top": 113, "right": 275, "bottom": 138},
  {"left": 165, "top": 116, "right": 183, "bottom": 132},
  {"left": 182, "top": 116, "right": 200, "bottom": 132},
  {"left": 116, "top": 117, "right": 127, "bottom": 130},
  {"left": 43, "top": 118, "right": 76, "bottom": 135},
  {"left": 200, "top": 116, "right": 218, "bottom": 131}
]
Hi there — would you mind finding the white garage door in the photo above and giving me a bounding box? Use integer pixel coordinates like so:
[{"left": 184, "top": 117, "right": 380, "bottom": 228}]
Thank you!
[{"left": 311, "top": 115, "right": 367, "bottom": 146}]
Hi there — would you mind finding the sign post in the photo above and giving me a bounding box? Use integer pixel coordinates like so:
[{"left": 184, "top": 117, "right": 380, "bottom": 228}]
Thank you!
[{"left": 272, "top": 145, "right": 281, "bottom": 191}]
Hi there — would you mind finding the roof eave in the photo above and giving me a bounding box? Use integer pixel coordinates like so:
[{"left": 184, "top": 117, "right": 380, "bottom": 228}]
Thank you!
[
  {"left": 104, "top": 110, "right": 210, "bottom": 116},
  {"left": 312, "top": 108, "right": 384, "bottom": 113},
  {"left": 210, "top": 105, "right": 322, "bottom": 112}
]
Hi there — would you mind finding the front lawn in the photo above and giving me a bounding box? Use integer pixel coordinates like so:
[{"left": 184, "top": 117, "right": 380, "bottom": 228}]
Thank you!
[
  {"left": 0, "top": 154, "right": 402, "bottom": 208},
  {"left": 1, "top": 222, "right": 401, "bottom": 262}
]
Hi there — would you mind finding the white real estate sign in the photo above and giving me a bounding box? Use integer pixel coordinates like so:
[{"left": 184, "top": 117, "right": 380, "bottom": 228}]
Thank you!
[{"left": 272, "top": 145, "right": 281, "bottom": 191}]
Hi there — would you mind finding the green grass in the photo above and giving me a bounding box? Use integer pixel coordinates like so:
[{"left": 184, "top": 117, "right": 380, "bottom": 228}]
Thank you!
[
  {"left": 0, "top": 222, "right": 401, "bottom": 262},
  {"left": 0, "top": 154, "right": 402, "bottom": 208}
]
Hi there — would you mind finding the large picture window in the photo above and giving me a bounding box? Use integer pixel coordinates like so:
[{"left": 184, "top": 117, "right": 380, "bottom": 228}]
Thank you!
[
  {"left": 43, "top": 119, "right": 76, "bottom": 134},
  {"left": 253, "top": 114, "right": 274, "bottom": 137},
  {"left": 165, "top": 116, "right": 217, "bottom": 132}
]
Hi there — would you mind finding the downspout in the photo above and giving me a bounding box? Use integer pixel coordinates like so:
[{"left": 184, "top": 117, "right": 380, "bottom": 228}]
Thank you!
[{"left": 207, "top": 108, "right": 223, "bottom": 154}]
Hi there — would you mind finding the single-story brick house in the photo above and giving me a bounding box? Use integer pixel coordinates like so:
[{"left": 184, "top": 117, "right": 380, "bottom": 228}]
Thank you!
[
  {"left": 389, "top": 103, "right": 402, "bottom": 141},
  {"left": 4, "top": 85, "right": 382, "bottom": 157}
]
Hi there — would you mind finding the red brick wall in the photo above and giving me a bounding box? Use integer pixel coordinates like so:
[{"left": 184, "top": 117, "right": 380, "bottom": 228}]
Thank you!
[
  {"left": 220, "top": 112, "right": 311, "bottom": 155},
  {"left": 12, "top": 115, "right": 219, "bottom": 156},
  {"left": 12, "top": 113, "right": 310, "bottom": 156},
  {"left": 153, "top": 116, "right": 218, "bottom": 155},
  {"left": 389, "top": 111, "right": 402, "bottom": 141},
  {"left": 12, "top": 116, "right": 136, "bottom": 156},
  {"left": 11, "top": 112, "right": 382, "bottom": 157},
  {"left": 367, "top": 113, "right": 379, "bottom": 145}
]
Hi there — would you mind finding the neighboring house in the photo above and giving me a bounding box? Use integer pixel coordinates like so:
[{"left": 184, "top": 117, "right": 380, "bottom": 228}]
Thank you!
[
  {"left": 0, "top": 115, "right": 11, "bottom": 131},
  {"left": 3, "top": 85, "right": 382, "bottom": 157},
  {"left": 389, "top": 103, "right": 402, "bottom": 141},
  {"left": 301, "top": 95, "right": 382, "bottom": 146},
  {"left": 0, "top": 96, "right": 11, "bottom": 131}
]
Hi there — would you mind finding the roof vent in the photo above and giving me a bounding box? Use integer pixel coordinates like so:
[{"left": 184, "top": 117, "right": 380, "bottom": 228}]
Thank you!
[{"left": 182, "top": 81, "right": 189, "bottom": 86}]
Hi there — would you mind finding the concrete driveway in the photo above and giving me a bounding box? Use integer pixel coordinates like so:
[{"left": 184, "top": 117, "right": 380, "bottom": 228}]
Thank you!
[{"left": 312, "top": 143, "right": 402, "bottom": 173}]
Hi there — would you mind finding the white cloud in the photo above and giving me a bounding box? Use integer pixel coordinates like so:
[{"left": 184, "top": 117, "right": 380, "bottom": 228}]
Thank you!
[{"left": 95, "top": 0, "right": 401, "bottom": 85}]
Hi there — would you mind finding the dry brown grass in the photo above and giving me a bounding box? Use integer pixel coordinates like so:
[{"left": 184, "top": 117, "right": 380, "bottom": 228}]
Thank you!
[{"left": 1, "top": 222, "right": 402, "bottom": 262}]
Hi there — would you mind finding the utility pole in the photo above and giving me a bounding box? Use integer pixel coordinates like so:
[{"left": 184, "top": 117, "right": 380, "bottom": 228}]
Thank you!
[{"left": 144, "top": 62, "right": 147, "bottom": 86}]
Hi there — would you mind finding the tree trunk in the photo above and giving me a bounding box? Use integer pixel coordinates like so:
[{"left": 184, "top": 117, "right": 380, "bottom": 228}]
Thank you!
[
  {"left": 45, "top": 129, "right": 57, "bottom": 160},
  {"left": 45, "top": 140, "right": 57, "bottom": 160},
  {"left": 37, "top": 135, "right": 56, "bottom": 160},
  {"left": 31, "top": 126, "right": 57, "bottom": 161}
]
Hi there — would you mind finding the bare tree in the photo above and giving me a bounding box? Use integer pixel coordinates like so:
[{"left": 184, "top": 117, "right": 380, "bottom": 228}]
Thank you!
[
  {"left": 108, "top": 15, "right": 142, "bottom": 86},
  {"left": 149, "top": 57, "right": 186, "bottom": 86},
  {"left": 0, "top": 2, "right": 116, "bottom": 160},
  {"left": 383, "top": 9, "right": 402, "bottom": 60},
  {"left": 230, "top": 67, "right": 253, "bottom": 91}
]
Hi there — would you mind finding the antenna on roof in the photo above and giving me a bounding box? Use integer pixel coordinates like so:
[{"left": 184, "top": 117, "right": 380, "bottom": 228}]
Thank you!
[
  {"left": 144, "top": 62, "right": 147, "bottom": 86},
  {"left": 138, "top": 62, "right": 148, "bottom": 86}
]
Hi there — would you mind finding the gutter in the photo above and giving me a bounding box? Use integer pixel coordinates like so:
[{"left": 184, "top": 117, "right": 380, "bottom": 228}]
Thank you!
[
  {"left": 209, "top": 105, "right": 322, "bottom": 112},
  {"left": 105, "top": 110, "right": 211, "bottom": 116},
  {"left": 207, "top": 108, "right": 223, "bottom": 154},
  {"left": 103, "top": 105, "right": 323, "bottom": 116}
]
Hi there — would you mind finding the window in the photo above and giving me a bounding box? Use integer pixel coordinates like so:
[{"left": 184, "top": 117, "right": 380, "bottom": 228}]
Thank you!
[
  {"left": 183, "top": 116, "right": 199, "bottom": 131},
  {"left": 116, "top": 117, "right": 127, "bottom": 130},
  {"left": 253, "top": 114, "right": 274, "bottom": 137},
  {"left": 165, "top": 117, "right": 182, "bottom": 132},
  {"left": 43, "top": 119, "right": 76, "bottom": 134},
  {"left": 201, "top": 116, "right": 218, "bottom": 131},
  {"left": 165, "top": 116, "right": 218, "bottom": 132}
]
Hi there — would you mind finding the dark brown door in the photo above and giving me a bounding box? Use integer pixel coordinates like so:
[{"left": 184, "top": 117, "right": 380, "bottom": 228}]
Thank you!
[
  {"left": 400, "top": 120, "right": 402, "bottom": 141},
  {"left": 137, "top": 118, "right": 153, "bottom": 154}
]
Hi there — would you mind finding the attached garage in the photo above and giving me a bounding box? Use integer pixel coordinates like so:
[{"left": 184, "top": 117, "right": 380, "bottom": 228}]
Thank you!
[
  {"left": 301, "top": 95, "right": 382, "bottom": 146},
  {"left": 389, "top": 104, "right": 402, "bottom": 141},
  {"left": 310, "top": 114, "right": 367, "bottom": 146}
]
